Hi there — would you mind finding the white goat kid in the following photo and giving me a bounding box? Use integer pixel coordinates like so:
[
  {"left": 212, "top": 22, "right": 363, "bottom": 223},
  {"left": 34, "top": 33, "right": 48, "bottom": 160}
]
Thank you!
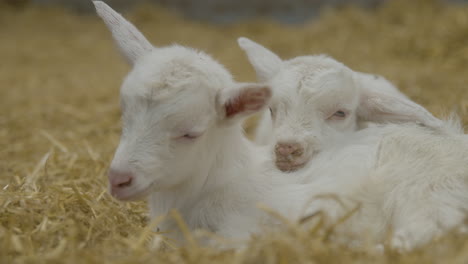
[
  {"left": 238, "top": 37, "right": 443, "bottom": 172},
  {"left": 95, "top": 2, "right": 468, "bottom": 252},
  {"left": 93, "top": 1, "right": 334, "bottom": 245}
]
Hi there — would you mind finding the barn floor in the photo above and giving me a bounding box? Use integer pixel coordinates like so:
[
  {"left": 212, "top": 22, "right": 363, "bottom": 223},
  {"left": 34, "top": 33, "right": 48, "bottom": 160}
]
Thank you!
[{"left": 1, "top": 0, "right": 468, "bottom": 263}]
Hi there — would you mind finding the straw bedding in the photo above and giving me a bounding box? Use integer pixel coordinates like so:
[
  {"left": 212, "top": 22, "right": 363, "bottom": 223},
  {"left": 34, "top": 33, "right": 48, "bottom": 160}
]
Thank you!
[{"left": 1, "top": 0, "right": 468, "bottom": 263}]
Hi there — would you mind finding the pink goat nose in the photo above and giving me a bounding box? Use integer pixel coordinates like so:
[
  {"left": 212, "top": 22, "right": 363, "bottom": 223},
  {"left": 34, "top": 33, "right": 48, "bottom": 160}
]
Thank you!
[
  {"left": 108, "top": 169, "right": 133, "bottom": 189},
  {"left": 275, "top": 142, "right": 304, "bottom": 157}
]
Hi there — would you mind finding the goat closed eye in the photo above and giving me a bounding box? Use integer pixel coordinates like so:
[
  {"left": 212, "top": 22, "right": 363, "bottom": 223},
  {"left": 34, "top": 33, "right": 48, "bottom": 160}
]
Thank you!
[
  {"left": 183, "top": 133, "right": 199, "bottom": 139},
  {"left": 177, "top": 131, "right": 203, "bottom": 141},
  {"left": 269, "top": 107, "right": 276, "bottom": 118},
  {"left": 328, "top": 110, "right": 347, "bottom": 120},
  {"left": 334, "top": 110, "right": 346, "bottom": 117}
]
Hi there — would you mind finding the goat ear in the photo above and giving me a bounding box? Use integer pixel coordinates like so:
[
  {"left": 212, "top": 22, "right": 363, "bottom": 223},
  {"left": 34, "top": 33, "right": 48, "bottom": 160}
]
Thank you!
[
  {"left": 218, "top": 84, "right": 272, "bottom": 120},
  {"left": 237, "top": 37, "right": 283, "bottom": 82},
  {"left": 93, "top": 1, "right": 153, "bottom": 65},
  {"left": 357, "top": 86, "right": 443, "bottom": 128}
]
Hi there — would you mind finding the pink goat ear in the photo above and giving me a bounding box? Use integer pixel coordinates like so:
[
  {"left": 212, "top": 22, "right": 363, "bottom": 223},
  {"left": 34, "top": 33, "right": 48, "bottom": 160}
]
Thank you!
[{"left": 219, "top": 84, "right": 272, "bottom": 119}]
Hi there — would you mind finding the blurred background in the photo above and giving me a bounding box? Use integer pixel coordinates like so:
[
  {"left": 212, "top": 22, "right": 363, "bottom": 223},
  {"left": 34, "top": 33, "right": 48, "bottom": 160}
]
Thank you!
[
  {"left": 6, "top": 0, "right": 468, "bottom": 23},
  {"left": 2, "top": 0, "right": 403, "bottom": 23}
]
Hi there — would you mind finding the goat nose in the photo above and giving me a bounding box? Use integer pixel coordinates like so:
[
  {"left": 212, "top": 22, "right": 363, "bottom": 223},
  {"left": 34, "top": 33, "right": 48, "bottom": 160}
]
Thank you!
[
  {"left": 275, "top": 142, "right": 304, "bottom": 157},
  {"left": 108, "top": 169, "right": 133, "bottom": 188}
]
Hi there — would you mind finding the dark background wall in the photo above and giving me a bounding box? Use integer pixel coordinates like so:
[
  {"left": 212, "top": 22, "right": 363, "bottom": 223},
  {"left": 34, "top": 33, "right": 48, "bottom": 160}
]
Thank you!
[{"left": 9, "top": 0, "right": 466, "bottom": 23}]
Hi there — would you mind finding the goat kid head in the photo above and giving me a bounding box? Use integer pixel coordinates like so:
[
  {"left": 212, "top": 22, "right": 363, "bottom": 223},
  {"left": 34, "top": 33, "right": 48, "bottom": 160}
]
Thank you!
[
  {"left": 94, "top": 2, "right": 271, "bottom": 200},
  {"left": 238, "top": 37, "right": 442, "bottom": 172}
]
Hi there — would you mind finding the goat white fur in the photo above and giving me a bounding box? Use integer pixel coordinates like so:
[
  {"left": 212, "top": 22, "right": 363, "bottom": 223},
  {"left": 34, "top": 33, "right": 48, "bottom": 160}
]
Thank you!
[
  {"left": 255, "top": 71, "right": 407, "bottom": 145},
  {"left": 238, "top": 37, "right": 443, "bottom": 172},
  {"left": 94, "top": 1, "right": 326, "bottom": 244},
  {"left": 95, "top": 2, "right": 468, "bottom": 251}
]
